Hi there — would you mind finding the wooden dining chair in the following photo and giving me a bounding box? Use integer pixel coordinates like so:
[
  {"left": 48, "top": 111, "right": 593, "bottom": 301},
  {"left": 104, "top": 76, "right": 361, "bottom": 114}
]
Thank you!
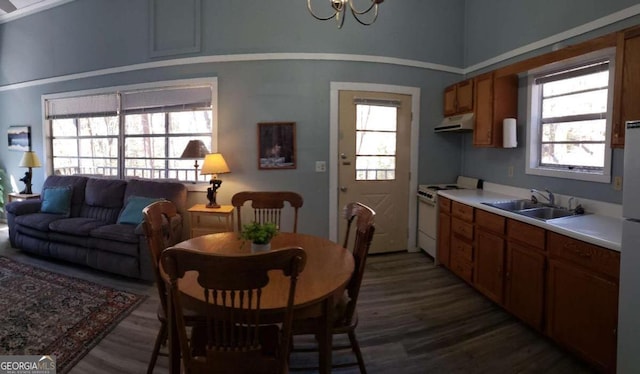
[
  {"left": 161, "top": 246, "right": 307, "bottom": 374},
  {"left": 291, "top": 201, "right": 375, "bottom": 373},
  {"left": 141, "top": 200, "right": 179, "bottom": 374},
  {"left": 231, "top": 191, "right": 304, "bottom": 233}
]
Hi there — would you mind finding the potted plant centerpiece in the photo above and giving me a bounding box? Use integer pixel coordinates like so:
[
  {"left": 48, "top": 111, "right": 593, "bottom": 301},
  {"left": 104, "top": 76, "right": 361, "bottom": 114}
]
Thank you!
[{"left": 240, "top": 221, "right": 278, "bottom": 252}]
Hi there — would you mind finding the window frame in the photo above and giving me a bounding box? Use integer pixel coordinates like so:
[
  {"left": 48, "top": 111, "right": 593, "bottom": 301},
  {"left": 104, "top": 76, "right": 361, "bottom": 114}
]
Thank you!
[
  {"left": 525, "top": 48, "right": 614, "bottom": 183},
  {"left": 42, "top": 78, "right": 218, "bottom": 186}
]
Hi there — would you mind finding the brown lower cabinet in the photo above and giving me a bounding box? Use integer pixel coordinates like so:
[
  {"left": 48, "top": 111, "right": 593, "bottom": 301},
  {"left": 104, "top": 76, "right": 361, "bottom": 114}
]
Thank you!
[
  {"left": 437, "top": 197, "right": 452, "bottom": 266},
  {"left": 546, "top": 232, "right": 619, "bottom": 373},
  {"left": 505, "top": 240, "right": 546, "bottom": 331},
  {"left": 437, "top": 201, "right": 620, "bottom": 373}
]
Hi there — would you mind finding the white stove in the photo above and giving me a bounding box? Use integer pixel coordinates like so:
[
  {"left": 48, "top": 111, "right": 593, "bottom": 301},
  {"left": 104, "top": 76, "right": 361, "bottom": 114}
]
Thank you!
[{"left": 417, "top": 176, "right": 481, "bottom": 262}]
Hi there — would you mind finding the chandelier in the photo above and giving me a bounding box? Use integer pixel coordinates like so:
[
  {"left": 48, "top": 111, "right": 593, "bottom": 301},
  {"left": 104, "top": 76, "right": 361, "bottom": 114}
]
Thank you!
[{"left": 307, "top": 0, "right": 384, "bottom": 28}]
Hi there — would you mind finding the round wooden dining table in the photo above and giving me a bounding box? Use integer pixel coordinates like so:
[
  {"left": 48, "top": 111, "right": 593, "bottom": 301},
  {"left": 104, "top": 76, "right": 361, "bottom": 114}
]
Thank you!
[{"left": 164, "top": 231, "right": 355, "bottom": 374}]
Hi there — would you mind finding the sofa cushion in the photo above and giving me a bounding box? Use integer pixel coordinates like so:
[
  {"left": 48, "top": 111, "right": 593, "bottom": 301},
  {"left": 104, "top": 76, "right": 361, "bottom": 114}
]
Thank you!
[
  {"left": 49, "top": 217, "right": 108, "bottom": 236},
  {"left": 90, "top": 224, "right": 139, "bottom": 245},
  {"left": 42, "top": 175, "right": 89, "bottom": 217},
  {"left": 118, "top": 196, "right": 163, "bottom": 225},
  {"left": 85, "top": 178, "right": 127, "bottom": 208},
  {"left": 124, "top": 178, "right": 187, "bottom": 214},
  {"left": 41, "top": 186, "right": 73, "bottom": 216},
  {"left": 15, "top": 212, "right": 66, "bottom": 232}
]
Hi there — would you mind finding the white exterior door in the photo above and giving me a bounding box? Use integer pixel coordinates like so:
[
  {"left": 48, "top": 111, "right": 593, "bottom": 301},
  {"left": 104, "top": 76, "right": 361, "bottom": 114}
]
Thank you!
[{"left": 337, "top": 90, "right": 412, "bottom": 254}]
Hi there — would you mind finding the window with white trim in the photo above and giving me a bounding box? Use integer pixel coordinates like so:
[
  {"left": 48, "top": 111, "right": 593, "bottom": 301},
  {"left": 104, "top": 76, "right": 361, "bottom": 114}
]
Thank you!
[
  {"left": 45, "top": 80, "right": 216, "bottom": 182},
  {"left": 526, "top": 49, "right": 614, "bottom": 183}
]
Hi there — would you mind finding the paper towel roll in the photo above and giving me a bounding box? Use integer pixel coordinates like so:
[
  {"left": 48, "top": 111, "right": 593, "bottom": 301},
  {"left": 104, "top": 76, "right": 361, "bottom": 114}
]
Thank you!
[{"left": 503, "top": 118, "right": 517, "bottom": 148}]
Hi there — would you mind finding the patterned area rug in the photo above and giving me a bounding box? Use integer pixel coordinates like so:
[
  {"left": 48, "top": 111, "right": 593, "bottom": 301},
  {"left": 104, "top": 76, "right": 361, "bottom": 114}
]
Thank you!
[{"left": 0, "top": 256, "right": 146, "bottom": 373}]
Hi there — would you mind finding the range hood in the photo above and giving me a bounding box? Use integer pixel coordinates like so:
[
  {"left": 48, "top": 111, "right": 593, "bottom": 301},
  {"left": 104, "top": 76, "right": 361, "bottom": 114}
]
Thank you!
[{"left": 435, "top": 112, "right": 474, "bottom": 133}]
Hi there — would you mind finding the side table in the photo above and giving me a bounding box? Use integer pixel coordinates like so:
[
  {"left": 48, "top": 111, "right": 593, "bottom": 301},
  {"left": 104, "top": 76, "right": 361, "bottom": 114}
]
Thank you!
[
  {"left": 188, "top": 204, "right": 234, "bottom": 238},
  {"left": 8, "top": 193, "right": 41, "bottom": 203}
]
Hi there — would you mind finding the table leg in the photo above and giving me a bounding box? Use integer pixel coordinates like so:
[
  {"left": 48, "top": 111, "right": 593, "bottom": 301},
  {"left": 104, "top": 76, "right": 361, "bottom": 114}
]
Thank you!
[
  {"left": 318, "top": 298, "right": 334, "bottom": 374},
  {"left": 168, "top": 293, "right": 180, "bottom": 374}
]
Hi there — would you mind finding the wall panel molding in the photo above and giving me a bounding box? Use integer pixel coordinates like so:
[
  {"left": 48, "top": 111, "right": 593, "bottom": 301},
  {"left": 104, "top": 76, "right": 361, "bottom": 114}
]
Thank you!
[{"left": 149, "top": 0, "right": 201, "bottom": 57}]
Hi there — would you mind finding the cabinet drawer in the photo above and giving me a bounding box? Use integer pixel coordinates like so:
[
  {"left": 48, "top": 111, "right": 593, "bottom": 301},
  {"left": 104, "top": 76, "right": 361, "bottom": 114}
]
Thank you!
[
  {"left": 451, "top": 254, "right": 473, "bottom": 283},
  {"left": 452, "top": 236, "right": 473, "bottom": 262},
  {"left": 438, "top": 197, "right": 451, "bottom": 213},
  {"left": 548, "top": 232, "right": 620, "bottom": 279},
  {"left": 476, "top": 210, "right": 505, "bottom": 234},
  {"left": 452, "top": 202, "right": 474, "bottom": 222},
  {"left": 507, "top": 219, "right": 545, "bottom": 250},
  {"left": 452, "top": 217, "right": 474, "bottom": 241}
]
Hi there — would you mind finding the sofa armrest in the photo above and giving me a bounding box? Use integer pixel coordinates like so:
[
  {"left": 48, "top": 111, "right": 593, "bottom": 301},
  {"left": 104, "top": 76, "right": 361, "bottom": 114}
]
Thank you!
[{"left": 5, "top": 199, "right": 42, "bottom": 216}]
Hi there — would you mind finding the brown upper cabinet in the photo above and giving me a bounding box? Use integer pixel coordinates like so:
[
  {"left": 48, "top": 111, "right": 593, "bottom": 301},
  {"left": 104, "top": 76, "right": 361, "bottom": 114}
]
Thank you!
[
  {"left": 443, "top": 79, "right": 474, "bottom": 116},
  {"left": 473, "top": 73, "right": 518, "bottom": 147},
  {"left": 612, "top": 26, "right": 640, "bottom": 148}
]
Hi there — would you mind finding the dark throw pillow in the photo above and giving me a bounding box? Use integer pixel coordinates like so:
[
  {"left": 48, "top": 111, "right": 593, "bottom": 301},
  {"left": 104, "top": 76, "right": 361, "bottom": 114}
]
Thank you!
[
  {"left": 117, "top": 196, "right": 163, "bottom": 225},
  {"left": 41, "top": 186, "right": 73, "bottom": 216}
]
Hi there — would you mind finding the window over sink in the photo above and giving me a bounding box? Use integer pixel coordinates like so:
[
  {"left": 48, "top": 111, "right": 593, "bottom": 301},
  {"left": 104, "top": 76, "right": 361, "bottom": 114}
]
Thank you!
[{"left": 525, "top": 48, "right": 614, "bottom": 183}]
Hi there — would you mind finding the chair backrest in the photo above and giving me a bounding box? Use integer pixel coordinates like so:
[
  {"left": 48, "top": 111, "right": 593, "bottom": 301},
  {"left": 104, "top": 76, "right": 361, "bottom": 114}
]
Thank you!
[
  {"left": 161, "top": 246, "right": 307, "bottom": 374},
  {"left": 341, "top": 202, "right": 376, "bottom": 324},
  {"left": 232, "top": 191, "right": 304, "bottom": 233},
  {"left": 142, "top": 200, "right": 179, "bottom": 314}
]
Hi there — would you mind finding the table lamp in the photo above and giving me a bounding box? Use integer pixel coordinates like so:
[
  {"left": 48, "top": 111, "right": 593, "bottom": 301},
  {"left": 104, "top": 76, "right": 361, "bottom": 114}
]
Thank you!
[
  {"left": 180, "top": 140, "right": 210, "bottom": 183},
  {"left": 200, "top": 153, "right": 230, "bottom": 208},
  {"left": 19, "top": 151, "right": 42, "bottom": 195}
]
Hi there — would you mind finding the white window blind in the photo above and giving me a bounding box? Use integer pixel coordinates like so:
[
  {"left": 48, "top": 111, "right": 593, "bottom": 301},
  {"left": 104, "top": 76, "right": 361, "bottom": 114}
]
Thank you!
[
  {"left": 120, "top": 86, "right": 212, "bottom": 114},
  {"left": 46, "top": 94, "right": 118, "bottom": 119}
]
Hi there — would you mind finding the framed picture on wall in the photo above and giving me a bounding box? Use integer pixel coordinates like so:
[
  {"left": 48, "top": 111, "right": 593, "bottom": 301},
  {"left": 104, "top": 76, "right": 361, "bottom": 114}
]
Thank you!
[
  {"left": 258, "top": 122, "right": 296, "bottom": 170},
  {"left": 8, "top": 126, "right": 31, "bottom": 152}
]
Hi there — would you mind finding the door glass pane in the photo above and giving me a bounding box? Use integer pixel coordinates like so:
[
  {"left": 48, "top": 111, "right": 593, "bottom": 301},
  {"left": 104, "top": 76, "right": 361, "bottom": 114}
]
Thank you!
[{"left": 355, "top": 104, "right": 397, "bottom": 180}]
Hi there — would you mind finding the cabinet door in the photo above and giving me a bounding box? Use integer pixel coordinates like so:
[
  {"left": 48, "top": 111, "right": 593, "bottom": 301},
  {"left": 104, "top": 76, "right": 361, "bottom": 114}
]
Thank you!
[
  {"left": 437, "top": 211, "right": 451, "bottom": 267},
  {"left": 505, "top": 241, "right": 545, "bottom": 330},
  {"left": 443, "top": 85, "right": 457, "bottom": 116},
  {"left": 456, "top": 80, "right": 474, "bottom": 113},
  {"left": 473, "top": 73, "right": 494, "bottom": 146},
  {"left": 474, "top": 230, "right": 505, "bottom": 304},
  {"left": 546, "top": 259, "right": 618, "bottom": 372},
  {"left": 612, "top": 27, "right": 640, "bottom": 148}
]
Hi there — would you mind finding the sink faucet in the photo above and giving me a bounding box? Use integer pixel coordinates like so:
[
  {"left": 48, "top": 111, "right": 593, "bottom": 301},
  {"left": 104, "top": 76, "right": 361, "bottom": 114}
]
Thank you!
[{"left": 531, "top": 188, "right": 555, "bottom": 206}]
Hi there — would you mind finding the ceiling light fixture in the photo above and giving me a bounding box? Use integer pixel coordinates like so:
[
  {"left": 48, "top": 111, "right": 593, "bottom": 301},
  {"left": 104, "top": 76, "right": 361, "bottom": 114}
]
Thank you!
[{"left": 307, "top": 0, "right": 383, "bottom": 28}]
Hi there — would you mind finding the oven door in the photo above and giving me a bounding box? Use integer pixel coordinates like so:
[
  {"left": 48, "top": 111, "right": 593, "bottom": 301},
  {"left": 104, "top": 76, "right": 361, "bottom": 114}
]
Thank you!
[{"left": 418, "top": 196, "right": 438, "bottom": 262}]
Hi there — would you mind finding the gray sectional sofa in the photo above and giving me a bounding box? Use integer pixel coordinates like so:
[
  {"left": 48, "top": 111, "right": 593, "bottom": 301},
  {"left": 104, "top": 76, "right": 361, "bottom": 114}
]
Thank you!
[{"left": 6, "top": 175, "right": 187, "bottom": 280}]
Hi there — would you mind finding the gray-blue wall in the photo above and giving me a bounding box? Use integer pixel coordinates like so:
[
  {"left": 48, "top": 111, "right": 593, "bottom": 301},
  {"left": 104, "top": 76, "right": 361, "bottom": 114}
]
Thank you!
[
  {"left": 460, "top": 0, "right": 640, "bottom": 204},
  {"left": 1, "top": 0, "right": 638, "bottom": 233},
  {"left": 0, "top": 0, "right": 466, "bottom": 235}
]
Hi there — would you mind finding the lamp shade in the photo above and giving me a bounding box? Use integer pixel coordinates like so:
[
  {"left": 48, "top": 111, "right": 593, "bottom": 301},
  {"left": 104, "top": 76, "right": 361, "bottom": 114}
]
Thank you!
[
  {"left": 180, "top": 140, "right": 210, "bottom": 159},
  {"left": 19, "top": 151, "right": 42, "bottom": 168},
  {"left": 201, "top": 153, "right": 230, "bottom": 175}
]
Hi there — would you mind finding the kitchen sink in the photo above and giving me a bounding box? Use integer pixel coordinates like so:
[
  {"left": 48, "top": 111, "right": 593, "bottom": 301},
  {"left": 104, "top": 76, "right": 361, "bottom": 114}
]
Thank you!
[
  {"left": 482, "top": 199, "right": 582, "bottom": 221},
  {"left": 482, "top": 199, "right": 544, "bottom": 211},
  {"left": 516, "top": 207, "right": 576, "bottom": 221}
]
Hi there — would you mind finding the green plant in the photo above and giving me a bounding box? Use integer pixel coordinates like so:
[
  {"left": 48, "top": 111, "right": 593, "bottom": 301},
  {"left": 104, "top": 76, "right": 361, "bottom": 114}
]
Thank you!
[{"left": 239, "top": 221, "right": 278, "bottom": 244}]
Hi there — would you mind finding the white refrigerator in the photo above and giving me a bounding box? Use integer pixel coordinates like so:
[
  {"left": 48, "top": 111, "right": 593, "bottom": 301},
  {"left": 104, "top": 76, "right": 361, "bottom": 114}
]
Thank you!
[{"left": 618, "top": 120, "right": 640, "bottom": 373}]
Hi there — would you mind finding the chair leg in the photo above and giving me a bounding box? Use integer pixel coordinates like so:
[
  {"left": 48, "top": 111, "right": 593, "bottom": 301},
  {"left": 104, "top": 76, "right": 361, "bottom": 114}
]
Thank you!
[
  {"left": 348, "top": 331, "right": 367, "bottom": 374},
  {"left": 147, "top": 321, "right": 168, "bottom": 374}
]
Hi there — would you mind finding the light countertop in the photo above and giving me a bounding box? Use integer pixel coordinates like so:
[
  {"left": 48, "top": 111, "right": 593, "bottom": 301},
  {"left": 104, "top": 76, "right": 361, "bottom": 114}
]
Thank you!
[{"left": 439, "top": 189, "right": 622, "bottom": 252}]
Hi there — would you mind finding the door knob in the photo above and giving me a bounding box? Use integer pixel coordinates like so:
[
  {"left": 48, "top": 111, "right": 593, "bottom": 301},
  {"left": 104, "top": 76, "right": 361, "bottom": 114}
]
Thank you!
[
  {"left": 340, "top": 186, "right": 347, "bottom": 192},
  {"left": 340, "top": 153, "right": 347, "bottom": 159}
]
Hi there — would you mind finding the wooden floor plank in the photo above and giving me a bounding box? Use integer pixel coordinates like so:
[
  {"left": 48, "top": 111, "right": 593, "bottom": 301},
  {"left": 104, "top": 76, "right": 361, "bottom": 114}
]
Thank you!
[{"left": 0, "top": 225, "right": 595, "bottom": 373}]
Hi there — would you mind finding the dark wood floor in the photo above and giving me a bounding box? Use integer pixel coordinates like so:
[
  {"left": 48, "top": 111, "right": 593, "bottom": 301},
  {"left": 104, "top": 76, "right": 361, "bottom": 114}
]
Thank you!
[{"left": 0, "top": 225, "right": 595, "bottom": 373}]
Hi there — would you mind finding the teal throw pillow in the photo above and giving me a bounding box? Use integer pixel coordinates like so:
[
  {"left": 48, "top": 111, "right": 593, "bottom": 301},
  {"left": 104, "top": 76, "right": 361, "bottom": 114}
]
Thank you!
[
  {"left": 118, "top": 196, "right": 163, "bottom": 225},
  {"left": 41, "top": 186, "right": 73, "bottom": 216}
]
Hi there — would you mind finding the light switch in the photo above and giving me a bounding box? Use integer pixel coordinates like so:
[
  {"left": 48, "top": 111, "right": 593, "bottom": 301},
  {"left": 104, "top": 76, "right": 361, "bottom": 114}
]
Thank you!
[{"left": 315, "top": 161, "right": 326, "bottom": 172}]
